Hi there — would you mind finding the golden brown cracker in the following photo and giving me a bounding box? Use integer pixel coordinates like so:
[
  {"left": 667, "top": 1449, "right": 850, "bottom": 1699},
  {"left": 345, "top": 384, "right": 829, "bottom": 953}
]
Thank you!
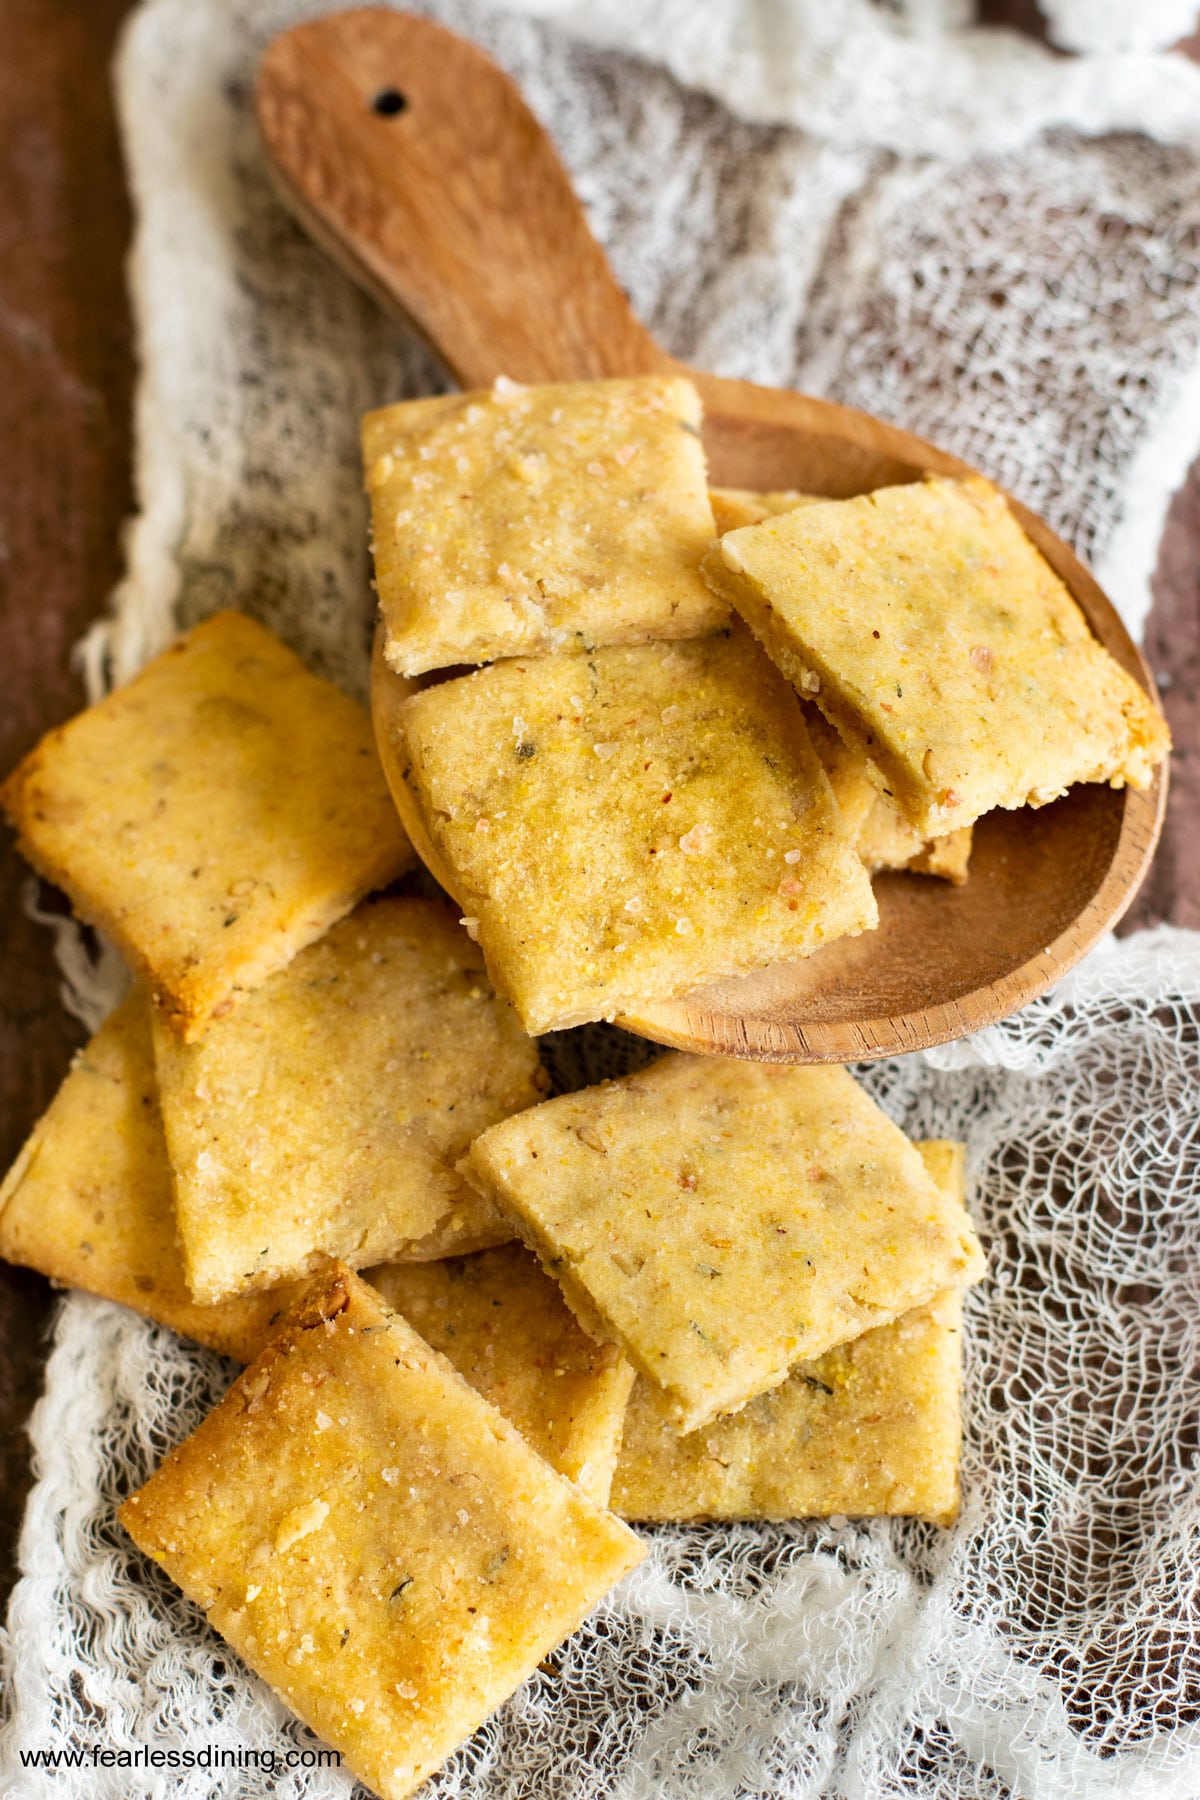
[
  {"left": 611, "top": 1142, "right": 971, "bottom": 1524},
  {"left": 398, "top": 629, "right": 877, "bottom": 1034},
  {"left": 0, "top": 611, "right": 413, "bottom": 1037},
  {"left": 709, "top": 487, "right": 823, "bottom": 533},
  {"left": 119, "top": 1266, "right": 644, "bottom": 1800},
  {"left": 463, "top": 1057, "right": 984, "bottom": 1433},
  {"left": 155, "top": 897, "right": 545, "bottom": 1305},
  {"left": 370, "top": 1244, "right": 634, "bottom": 1504},
  {"left": 703, "top": 476, "right": 1168, "bottom": 836},
  {"left": 365, "top": 375, "right": 725, "bottom": 674},
  {"left": 858, "top": 801, "right": 974, "bottom": 884},
  {"left": 0, "top": 991, "right": 306, "bottom": 1361}
]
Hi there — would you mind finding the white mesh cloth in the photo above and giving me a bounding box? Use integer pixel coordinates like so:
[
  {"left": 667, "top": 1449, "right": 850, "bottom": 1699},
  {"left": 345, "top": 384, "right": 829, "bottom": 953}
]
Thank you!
[
  {"left": 6, "top": 930, "right": 1200, "bottom": 1800},
  {"left": 5, "top": 2, "right": 1200, "bottom": 1796},
  {"left": 529, "top": 0, "right": 1200, "bottom": 154}
]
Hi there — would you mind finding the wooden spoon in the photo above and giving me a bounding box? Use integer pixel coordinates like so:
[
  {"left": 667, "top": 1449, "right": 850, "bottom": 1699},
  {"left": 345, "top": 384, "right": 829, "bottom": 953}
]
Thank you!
[{"left": 257, "top": 7, "right": 1168, "bottom": 1063}]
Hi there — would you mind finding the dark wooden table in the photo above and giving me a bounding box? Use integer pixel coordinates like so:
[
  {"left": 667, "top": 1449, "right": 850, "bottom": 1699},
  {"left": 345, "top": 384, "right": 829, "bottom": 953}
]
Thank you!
[{"left": 2, "top": 0, "right": 1198, "bottom": 1612}]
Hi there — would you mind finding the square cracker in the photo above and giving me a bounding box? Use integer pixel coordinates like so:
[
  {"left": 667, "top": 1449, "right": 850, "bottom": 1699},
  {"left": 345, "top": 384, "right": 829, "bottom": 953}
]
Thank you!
[
  {"left": 611, "top": 1141, "right": 970, "bottom": 1526},
  {"left": 0, "top": 999, "right": 627, "bottom": 1483},
  {"left": 369, "top": 1244, "right": 635, "bottom": 1505},
  {"left": 462, "top": 1055, "right": 984, "bottom": 1433},
  {"left": 702, "top": 475, "right": 1169, "bottom": 836},
  {"left": 155, "top": 897, "right": 546, "bottom": 1305},
  {"left": 0, "top": 611, "right": 412, "bottom": 1038},
  {"left": 804, "top": 709, "right": 973, "bottom": 884},
  {"left": 364, "top": 374, "right": 725, "bottom": 675},
  {"left": 398, "top": 628, "right": 877, "bottom": 1035},
  {"left": 0, "top": 991, "right": 307, "bottom": 1363},
  {"left": 119, "top": 1265, "right": 644, "bottom": 1800},
  {"left": 615, "top": 1291, "right": 964, "bottom": 1527}
]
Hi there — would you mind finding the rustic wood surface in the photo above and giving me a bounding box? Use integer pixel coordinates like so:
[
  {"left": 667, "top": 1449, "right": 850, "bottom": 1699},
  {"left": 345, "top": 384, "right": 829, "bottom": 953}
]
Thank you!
[
  {"left": 1, "top": 0, "right": 1197, "bottom": 1612},
  {"left": 0, "top": 0, "right": 135, "bottom": 1608}
]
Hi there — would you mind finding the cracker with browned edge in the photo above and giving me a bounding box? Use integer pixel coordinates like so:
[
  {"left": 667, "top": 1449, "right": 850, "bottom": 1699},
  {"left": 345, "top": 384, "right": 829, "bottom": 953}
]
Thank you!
[
  {"left": 802, "top": 707, "right": 880, "bottom": 840},
  {"left": 703, "top": 476, "right": 1168, "bottom": 836},
  {"left": 611, "top": 1141, "right": 971, "bottom": 1525},
  {"left": 398, "top": 629, "right": 877, "bottom": 1035},
  {"left": 0, "top": 611, "right": 413, "bottom": 1038},
  {"left": 0, "top": 991, "right": 306, "bottom": 1362},
  {"left": 365, "top": 375, "right": 725, "bottom": 674},
  {"left": 155, "top": 897, "right": 545, "bottom": 1305},
  {"left": 370, "top": 1244, "right": 634, "bottom": 1505},
  {"left": 462, "top": 1055, "right": 984, "bottom": 1433},
  {"left": 120, "top": 1266, "right": 644, "bottom": 1800}
]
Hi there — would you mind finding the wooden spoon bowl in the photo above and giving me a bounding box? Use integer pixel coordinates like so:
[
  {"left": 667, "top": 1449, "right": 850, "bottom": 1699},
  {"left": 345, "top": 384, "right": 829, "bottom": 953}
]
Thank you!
[{"left": 260, "top": 7, "right": 1168, "bottom": 1062}]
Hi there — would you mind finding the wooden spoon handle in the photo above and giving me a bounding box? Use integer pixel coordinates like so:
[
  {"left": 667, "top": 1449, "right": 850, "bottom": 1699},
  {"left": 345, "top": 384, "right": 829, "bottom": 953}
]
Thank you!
[{"left": 256, "top": 6, "right": 669, "bottom": 387}]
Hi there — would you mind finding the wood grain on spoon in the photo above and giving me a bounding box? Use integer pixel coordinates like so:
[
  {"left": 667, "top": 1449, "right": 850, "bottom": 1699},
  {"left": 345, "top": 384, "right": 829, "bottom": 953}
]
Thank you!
[{"left": 260, "top": 8, "right": 1167, "bottom": 1063}]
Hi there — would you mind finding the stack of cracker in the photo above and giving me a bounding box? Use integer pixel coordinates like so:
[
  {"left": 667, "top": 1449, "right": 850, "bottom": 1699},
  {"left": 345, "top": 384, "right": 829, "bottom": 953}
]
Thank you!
[
  {"left": 0, "top": 610, "right": 984, "bottom": 1800},
  {"left": 364, "top": 375, "right": 884, "bottom": 1037},
  {"left": 0, "top": 364, "right": 1160, "bottom": 1799},
  {"left": 365, "top": 374, "right": 1167, "bottom": 1037}
]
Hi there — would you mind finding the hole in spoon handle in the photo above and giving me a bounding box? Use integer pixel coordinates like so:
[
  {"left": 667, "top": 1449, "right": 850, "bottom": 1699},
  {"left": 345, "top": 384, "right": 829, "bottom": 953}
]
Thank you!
[
  {"left": 371, "top": 87, "right": 407, "bottom": 117},
  {"left": 257, "top": 7, "right": 670, "bottom": 387}
]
